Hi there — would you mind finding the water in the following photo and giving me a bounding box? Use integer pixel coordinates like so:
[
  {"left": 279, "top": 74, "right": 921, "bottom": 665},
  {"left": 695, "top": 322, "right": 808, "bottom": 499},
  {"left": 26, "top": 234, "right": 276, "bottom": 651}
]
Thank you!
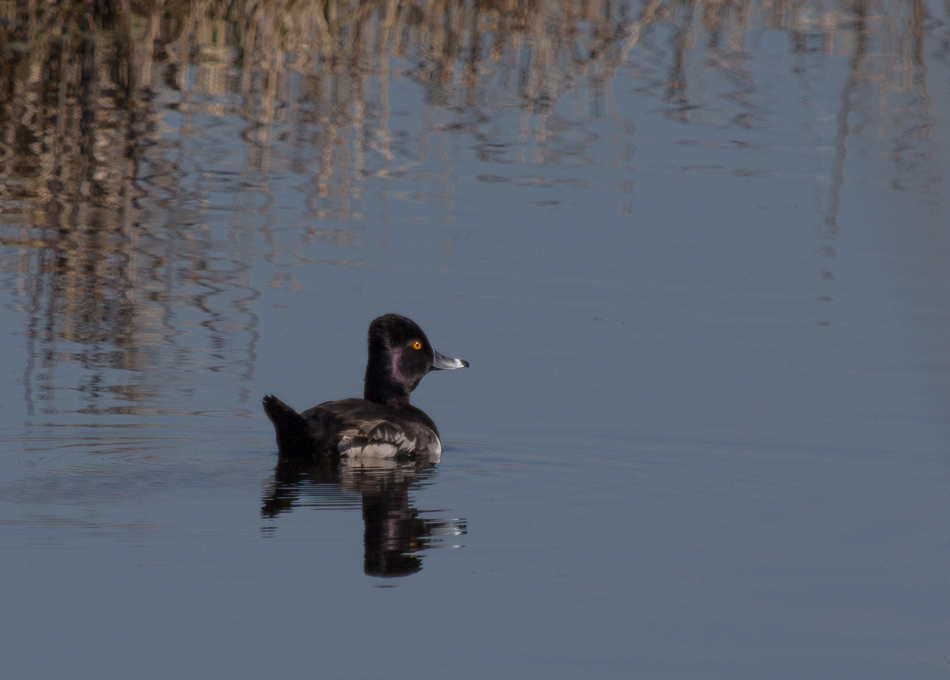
[{"left": 1, "top": 1, "right": 950, "bottom": 677}]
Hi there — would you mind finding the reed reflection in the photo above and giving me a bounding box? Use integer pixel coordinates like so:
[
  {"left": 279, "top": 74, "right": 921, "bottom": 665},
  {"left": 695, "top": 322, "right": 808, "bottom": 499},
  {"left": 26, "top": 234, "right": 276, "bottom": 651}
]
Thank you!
[
  {"left": 262, "top": 453, "right": 466, "bottom": 578},
  {"left": 0, "top": 5, "right": 263, "bottom": 415},
  {"left": 0, "top": 0, "right": 946, "bottom": 415},
  {"left": 2, "top": 0, "right": 939, "bottom": 221}
]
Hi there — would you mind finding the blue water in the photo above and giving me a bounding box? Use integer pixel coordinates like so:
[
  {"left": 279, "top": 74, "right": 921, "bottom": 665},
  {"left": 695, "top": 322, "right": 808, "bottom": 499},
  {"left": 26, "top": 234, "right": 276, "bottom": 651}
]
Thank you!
[{"left": 1, "top": 2, "right": 950, "bottom": 677}]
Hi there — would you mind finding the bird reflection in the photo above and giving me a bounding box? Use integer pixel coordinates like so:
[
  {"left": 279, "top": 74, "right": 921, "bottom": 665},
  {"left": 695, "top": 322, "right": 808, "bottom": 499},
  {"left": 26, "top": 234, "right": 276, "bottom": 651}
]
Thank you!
[{"left": 261, "top": 452, "right": 466, "bottom": 578}]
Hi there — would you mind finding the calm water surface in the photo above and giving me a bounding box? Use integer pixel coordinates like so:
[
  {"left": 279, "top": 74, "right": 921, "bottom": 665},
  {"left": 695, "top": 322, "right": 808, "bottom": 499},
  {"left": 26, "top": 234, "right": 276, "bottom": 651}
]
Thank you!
[{"left": 1, "top": 1, "right": 950, "bottom": 677}]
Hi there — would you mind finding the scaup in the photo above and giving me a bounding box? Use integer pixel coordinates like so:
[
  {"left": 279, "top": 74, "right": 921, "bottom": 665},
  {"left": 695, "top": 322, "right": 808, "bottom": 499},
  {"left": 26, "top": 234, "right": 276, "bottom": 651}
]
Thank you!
[{"left": 263, "top": 314, "right": 468, "bottom": 458}]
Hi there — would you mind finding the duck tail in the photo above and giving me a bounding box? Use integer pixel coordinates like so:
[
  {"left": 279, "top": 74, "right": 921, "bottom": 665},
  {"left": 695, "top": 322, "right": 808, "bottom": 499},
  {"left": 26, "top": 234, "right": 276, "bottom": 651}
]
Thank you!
[{"left": 262, "top": 395, "right": 314, "bottom": 454}]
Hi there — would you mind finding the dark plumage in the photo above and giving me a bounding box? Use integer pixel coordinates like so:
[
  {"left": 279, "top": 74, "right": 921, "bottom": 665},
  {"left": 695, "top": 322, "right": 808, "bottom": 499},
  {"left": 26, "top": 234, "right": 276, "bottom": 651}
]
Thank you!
[{"left": 263, "top": 314, "right": 468, "bottom": 458}]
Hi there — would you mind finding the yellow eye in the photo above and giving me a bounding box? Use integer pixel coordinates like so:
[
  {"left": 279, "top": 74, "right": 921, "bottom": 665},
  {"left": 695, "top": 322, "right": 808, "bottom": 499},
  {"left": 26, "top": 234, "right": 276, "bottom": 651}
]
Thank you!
[{"left": 411, "top": 341, "right": 423, "bottom": 350}]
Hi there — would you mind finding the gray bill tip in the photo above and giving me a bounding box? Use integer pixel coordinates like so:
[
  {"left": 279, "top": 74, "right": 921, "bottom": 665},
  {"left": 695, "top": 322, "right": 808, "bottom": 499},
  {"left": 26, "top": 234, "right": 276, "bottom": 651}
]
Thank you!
[{"left": 433, "top": 350, "right": 469, "bottom": 370}]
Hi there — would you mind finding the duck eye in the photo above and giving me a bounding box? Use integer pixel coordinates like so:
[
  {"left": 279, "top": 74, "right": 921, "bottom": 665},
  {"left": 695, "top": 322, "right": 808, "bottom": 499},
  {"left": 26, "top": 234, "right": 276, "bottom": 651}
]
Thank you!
[{"left": 411, "top": 341, "right": 423, "bottom": 350}]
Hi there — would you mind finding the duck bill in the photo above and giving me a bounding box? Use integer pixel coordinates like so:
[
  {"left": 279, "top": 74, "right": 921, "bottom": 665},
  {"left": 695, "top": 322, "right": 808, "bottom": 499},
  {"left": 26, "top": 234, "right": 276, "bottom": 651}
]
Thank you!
[{"left": 432, "top": 350, "right": 469, "bottom": 370}]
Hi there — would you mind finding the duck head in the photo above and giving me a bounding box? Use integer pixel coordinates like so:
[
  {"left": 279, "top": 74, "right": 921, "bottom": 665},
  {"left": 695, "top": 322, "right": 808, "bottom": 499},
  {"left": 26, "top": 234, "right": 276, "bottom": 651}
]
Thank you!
[{"left": 363, "top": 314, "right": 469, "bottom": 407}]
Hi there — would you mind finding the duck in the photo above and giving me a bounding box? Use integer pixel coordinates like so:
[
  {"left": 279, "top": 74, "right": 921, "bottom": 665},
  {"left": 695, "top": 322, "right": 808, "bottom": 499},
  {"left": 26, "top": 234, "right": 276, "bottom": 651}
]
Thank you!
[{"left": 262, "top": 314, "right": 468, "bottom": 458}]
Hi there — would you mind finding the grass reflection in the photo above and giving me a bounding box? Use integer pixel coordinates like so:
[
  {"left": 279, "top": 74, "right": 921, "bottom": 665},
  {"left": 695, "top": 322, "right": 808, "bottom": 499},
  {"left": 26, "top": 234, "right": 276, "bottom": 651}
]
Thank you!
[{"left": 0, "top": 0, "right": 945, "bottom": 414}]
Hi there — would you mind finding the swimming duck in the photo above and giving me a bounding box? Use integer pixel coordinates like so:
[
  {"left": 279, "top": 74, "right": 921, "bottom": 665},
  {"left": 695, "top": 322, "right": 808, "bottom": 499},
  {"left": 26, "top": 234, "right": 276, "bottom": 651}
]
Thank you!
[{"left": 263, "top": 314, "right": 468, "bottom": 458}]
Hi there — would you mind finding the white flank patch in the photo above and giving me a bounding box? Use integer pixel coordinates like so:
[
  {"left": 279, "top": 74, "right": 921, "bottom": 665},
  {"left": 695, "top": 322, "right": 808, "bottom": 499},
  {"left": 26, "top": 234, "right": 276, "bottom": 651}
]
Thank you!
[{"left": 338, "top": 440, "right": 400, "bottom": 458}]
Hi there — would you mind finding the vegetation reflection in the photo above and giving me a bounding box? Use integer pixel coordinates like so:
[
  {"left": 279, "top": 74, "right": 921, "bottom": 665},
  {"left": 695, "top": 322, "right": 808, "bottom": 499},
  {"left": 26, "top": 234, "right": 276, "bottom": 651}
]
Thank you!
[{"left": 0, "top": 0, "right": 944, "bottom": 414}]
